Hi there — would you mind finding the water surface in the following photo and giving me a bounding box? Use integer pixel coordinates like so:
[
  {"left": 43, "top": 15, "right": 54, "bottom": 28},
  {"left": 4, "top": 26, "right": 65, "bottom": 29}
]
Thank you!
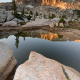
[{"left": 0, "top": 30, "right": 80, "bottom": 73}]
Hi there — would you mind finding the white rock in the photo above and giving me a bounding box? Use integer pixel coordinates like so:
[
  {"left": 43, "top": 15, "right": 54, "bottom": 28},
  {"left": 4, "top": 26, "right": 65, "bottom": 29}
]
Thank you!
[
  {"left": 64, "top": 19, "right": 70, "bottom": 23},
  {"left": 0, "top": 42, "right": 13, "bottom": 70},
  {"left": 13, "top": 18, "right": 23, "bottom": 23},
  {"left": 51, "top": 18, "right": 61, "bottom": 23},
  {"left": 7, "top": 14, "right": 14, "bottom": 21},
  {"left": 72, "top": 19, "right": 75, "bottom": 22},
  {"left": 55, "top": 22, "right": 59, "bottom": 26},
  {"left": 26, "top": 5, "right": 33, "bottom": 8},
  {"left": 2, "top": 21, "right": 17, "bottom": 27},
  {"left": 23, "top": 18, "right": 28, "bottom": 22},
  {"left": 49, "top": 23, "right": 54, "bottom": 27},
  {"left": 18, "top": 24, "right": 21, "bottom": 26},
  {"left": 0, "top": 13, "right": 7, "bottom": 22},
  {"left": 14, "top": 51, "right": 80, "bottom": 80},
  {"left": 0, "top": 42, "right": 17, "bottom": 80},
  {"left": 41, "top": 20, "right": 53, "bottom": 25},
  {"left": 21, "top": 19, "right": 51, "bottom": 27},
  {"left": 59, "top": 23, "right": 64, "bottom": 27}
]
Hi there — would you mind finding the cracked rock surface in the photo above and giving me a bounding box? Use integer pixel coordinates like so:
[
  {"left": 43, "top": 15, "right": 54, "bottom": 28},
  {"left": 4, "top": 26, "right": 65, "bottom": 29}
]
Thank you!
[{"left": 14, "top": 51, "right": 80, "bottom": 80}]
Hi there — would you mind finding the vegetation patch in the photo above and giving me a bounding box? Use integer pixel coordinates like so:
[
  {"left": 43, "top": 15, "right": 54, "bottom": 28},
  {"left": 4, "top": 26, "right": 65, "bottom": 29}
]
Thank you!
[
  {"left": 59, "top": 18, "right": 65, "bottom": 23},
  {"left": 19, "top": 22, "right": 26, "bottom": 26}
]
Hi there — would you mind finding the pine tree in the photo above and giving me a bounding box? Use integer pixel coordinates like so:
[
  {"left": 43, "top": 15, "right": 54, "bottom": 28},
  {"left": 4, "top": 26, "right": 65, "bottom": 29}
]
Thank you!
[
  {"left": 12, "top": 0, "right": 17, "bottom": 12},
  {"left": 21, "top": 9, "right": 24, "bottom": 16},
  {"left": 30, "top": 11, "right": 33, "bottom": 15}
]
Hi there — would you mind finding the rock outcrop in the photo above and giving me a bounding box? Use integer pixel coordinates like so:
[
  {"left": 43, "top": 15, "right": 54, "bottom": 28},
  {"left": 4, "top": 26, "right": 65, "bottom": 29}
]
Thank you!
[
  {"left": 14, "top": 51, "right": 80, "bottom": 80},
  {"left": 0, "top": 42, "right": 17, "bottom": 80},
  {"left": 2, "top": 21, "right": 17, "bottom": 27}
]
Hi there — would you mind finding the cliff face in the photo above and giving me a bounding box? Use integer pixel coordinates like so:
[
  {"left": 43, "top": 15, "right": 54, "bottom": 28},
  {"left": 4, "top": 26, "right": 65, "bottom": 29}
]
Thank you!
[
  {"left": 15, "top": 0, "right": 79, "bottom": 9},
  {"left": 15, "top": 0, "right": 78, "bottom": 5},
  {"left": 16, "top": 0, "right": 42, "bottom": 6}
]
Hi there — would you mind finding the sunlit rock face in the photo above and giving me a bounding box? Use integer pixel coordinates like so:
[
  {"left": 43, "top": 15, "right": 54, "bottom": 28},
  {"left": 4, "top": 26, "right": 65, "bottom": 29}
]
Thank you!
[
  {"left": 15, "top": 0, "right": 42, "bottom": 6},
  {"left": 15, "top": 0, "right": 80, "bottom": 9},
  {"left": 41, "top": 0, "right": 79, "bottom": 9}
]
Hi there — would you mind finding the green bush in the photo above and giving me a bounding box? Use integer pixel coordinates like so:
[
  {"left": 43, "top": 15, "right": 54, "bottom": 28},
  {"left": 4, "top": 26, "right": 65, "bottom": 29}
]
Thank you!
[
  {"left": 12, "top": 11, "right": 23, "bottom": 20},
  {"left": 49, "top": 14, "right": 55, "bottom": 19},
  {"left": 26, "top": 15, "right": 32, "bottom": 21},
  {"left": 62, "top": 15, "right": 66, "bottom": 18},
  {"left": 74, "top": 9, "right": 80, "bottom": 17},
  {"left": 59, "top": 18, "right": 65, "bottom": 23},
  {"left": 20, "top": 22, "right": 26, "bottom": 26},
  {"left": 44, "top": 14, "right": 45, "bottom": 18},
  {"left": 36, "top": 12, "right": 38, "bottom": 16},
  {"left": 30, "top": 11, "right": 33, "bottom": 15}
]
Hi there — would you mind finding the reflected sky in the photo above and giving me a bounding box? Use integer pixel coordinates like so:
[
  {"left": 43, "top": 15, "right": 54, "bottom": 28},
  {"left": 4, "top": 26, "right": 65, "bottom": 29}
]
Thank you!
[{"left": 0, "top": 31, "right": 80, "bottom": 72}]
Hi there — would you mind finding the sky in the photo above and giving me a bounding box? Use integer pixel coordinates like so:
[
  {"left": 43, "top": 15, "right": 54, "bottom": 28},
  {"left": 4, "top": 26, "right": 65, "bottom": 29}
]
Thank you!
[{"left": 0, "top": 0, "right": 12, "bottom": 3}]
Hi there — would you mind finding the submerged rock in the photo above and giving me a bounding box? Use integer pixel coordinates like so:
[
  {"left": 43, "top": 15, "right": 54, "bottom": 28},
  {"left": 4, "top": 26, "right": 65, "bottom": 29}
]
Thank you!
[
  {"left": 14, "top": 51, "right": 80, "bottom": 80},
  {"left": 0, "top": 42, "right": 17, "bottom": 80}
]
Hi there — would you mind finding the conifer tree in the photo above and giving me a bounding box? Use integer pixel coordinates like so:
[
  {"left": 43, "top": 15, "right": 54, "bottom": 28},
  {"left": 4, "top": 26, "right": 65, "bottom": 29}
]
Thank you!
[
  {"left": 21, "top": 9, "right": 24, "bottom": 16},
  {"left": 12, "top": 0, "right": 17, "bottom": 12}
]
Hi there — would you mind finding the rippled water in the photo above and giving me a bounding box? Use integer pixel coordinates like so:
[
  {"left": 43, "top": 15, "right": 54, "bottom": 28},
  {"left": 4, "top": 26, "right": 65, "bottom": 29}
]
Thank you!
[{"left": 0, "top": 29, "right": 80, "bottom": 78}]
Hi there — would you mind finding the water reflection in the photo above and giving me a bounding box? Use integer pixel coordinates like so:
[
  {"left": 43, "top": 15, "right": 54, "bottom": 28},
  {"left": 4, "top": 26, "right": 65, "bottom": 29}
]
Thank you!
[
  {"left": 14, "top": 31, "right": 64, "bottom": 48},
  {"left": 75, "top": 40, "right": 80, "bottom": 42},
  {"left": 40, "top": 33, "right": 59, "bottom": 41},
  {"left": 0, "top": 30, "right": 80, "bottom": 73}
]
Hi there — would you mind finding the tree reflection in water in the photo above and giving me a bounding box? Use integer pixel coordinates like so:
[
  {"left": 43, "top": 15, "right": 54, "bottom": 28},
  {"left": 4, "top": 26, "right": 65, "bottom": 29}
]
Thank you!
[
  {"left": 14, "top": 31, "right": 63, "bottom": 48},
  {"left": 15, "top": 36, "right": 19, "bottom": 48}
]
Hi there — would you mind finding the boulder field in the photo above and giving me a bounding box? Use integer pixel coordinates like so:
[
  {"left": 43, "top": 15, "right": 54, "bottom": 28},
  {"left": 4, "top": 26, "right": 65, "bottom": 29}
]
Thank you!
[
  {"left": 14, "top": 51, "right": 80, "bottom": 80},
  {"left": 0, "top": 42, "right": 17, "bottom": 80}
]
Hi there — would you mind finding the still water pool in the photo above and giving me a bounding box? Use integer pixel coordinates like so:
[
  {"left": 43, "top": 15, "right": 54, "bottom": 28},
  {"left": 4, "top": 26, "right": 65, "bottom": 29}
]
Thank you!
[{"left": 0, "top": 29, "right": 80, "bottom": 73}]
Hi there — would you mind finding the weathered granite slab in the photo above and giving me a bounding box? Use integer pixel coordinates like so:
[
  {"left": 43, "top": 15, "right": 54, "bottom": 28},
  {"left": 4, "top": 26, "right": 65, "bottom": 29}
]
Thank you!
[{"left": 13, "top": 51, "right": 80, "bottom": 80}]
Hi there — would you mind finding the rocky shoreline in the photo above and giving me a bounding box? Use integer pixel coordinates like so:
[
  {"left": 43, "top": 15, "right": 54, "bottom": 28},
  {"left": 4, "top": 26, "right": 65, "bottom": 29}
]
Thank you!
[
  {"left": 0, "top": 27, "right": 80, "bottom": 80},
  {"left": 0, "top": 26, "right": 49, "bottom": 31}
]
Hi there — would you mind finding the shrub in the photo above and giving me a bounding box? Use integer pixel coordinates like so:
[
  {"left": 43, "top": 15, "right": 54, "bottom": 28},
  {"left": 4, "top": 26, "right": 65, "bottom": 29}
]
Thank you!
[
  {"left": 59, "top": 18, "right": 65, "bottom": 23},
  {"left": 36, "top": 12, "right": 38, "bottom": 16},
  {"left": 12, "top": 11, "right": 23, "bottom": 20},
  {"left": 51, "top": 14, "right": 55, "bottom": 18},
  {"left": 27, "top": 15, "right": 32, "bottom": 21},
  {"left": 49, "top": 14, "right": 55, "bottom": 19},
  {"left": 74, "top": 9, "right": 80, "bottom": 17},
  {"left": 62, "top": 15, "right": 66, "bottom": 18},
  {"left": 44, "top": 14, "right": 45, "bottom": 18},
  {"left": 25, "top": 11, "right": 28, "bottom": 14},
  {"left": 21, "top": 9, "right": 24, "bottom": 16},
  {"left": 30, "top": 11, "right": 33, "bottom": 15},
  {"left": 20, "top": 22, "right": 26, "bottom": 26}
]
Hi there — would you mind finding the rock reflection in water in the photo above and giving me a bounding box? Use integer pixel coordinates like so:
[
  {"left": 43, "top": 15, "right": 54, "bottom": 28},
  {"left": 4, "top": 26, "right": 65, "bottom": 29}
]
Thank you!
[
  {"left": 40, "top": 33, "right": 59, "bottom": 41},
  {"left": 75, "top": 40, "right": 80, "bottom": 42}
]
